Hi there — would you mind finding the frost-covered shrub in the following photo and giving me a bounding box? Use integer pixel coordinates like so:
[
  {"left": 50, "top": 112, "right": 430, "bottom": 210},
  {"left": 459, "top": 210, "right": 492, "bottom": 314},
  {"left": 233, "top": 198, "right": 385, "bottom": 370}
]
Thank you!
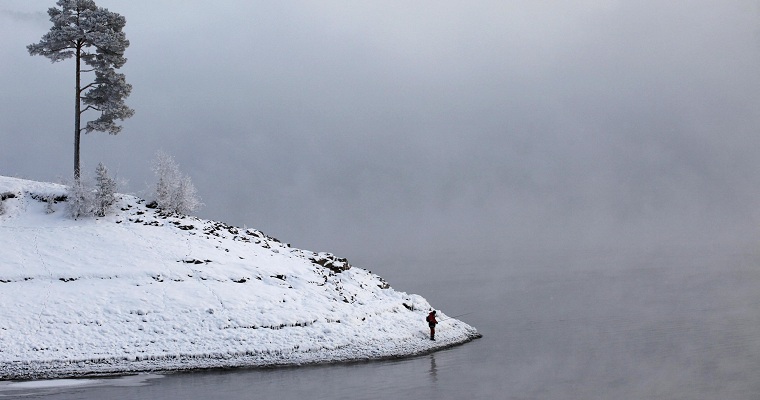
[
  {"left": 152, "top": 151, "right": 202, "bottom": 215},
  {"left": 0, "top": 198, "right": 5, "bottom": 216},
  {"left": 62, "top": 164, "right": 120, "bottom": 219},
  {"left": 66, "top": 178, "right": 94, "bottom": 219}
]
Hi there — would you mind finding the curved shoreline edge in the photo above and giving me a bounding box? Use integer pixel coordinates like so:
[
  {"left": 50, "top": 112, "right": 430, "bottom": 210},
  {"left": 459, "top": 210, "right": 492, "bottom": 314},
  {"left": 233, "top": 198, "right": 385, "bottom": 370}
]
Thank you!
[{"left": 1, "top": 330, "right": 482, "bottom": 380}]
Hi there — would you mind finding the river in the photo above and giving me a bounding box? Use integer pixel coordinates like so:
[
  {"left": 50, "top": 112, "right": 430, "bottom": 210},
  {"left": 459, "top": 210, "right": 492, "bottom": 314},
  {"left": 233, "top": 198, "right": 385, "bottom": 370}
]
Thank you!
[{"left": 2, "top": 245, "right": 759, "bottom": 399}]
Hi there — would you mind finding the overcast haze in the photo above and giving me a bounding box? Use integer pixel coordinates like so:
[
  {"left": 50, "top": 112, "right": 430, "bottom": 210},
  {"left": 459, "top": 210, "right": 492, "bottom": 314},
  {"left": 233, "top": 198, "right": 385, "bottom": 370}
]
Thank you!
[{"left": 2, "top": 1, "right": 760, "bottom": 269}]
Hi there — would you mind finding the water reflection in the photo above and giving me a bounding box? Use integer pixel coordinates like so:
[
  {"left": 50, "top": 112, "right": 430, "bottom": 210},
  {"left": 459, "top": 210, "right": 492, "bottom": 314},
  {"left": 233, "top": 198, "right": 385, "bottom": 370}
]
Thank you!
[
  {"left": 0, "top": 374, "right": 164, "bottom": 398},
  {"left": 429, "top": 353, "right": 438, "bottom": 383}
]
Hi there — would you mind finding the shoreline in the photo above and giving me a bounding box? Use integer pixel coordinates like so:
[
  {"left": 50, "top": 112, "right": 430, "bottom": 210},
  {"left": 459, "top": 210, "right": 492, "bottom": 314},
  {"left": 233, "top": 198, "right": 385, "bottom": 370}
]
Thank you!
[{"left": 1, "top": 331, "right": 482, "bottom": 381}]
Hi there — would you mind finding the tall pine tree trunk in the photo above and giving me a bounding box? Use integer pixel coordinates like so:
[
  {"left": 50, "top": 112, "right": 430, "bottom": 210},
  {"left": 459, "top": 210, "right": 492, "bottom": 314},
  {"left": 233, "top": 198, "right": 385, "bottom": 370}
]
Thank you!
[{"left": 74, "top": 42, "right": 81, "bottom": 181}]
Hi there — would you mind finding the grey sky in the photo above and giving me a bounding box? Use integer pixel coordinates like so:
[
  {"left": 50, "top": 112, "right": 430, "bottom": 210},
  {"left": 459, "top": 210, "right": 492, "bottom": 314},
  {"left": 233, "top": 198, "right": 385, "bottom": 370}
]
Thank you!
[{"left": 2, "top": 1, "right": 760, "bottom": 268}]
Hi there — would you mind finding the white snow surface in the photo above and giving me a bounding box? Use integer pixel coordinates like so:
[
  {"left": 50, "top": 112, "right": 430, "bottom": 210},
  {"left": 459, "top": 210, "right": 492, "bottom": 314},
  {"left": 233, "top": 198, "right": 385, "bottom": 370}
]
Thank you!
[{"left": 0, "top": 176, "right": 479, "bottom": 380}]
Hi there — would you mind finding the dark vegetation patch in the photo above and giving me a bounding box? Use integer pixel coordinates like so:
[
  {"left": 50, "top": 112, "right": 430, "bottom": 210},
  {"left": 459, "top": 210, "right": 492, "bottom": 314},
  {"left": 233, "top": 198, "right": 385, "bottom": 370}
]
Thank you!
[
  {"left": 29, "top": 192, "right": 66, "bottom": 203},
  {"left": 229, "top": 319, "right": 320, "bottom": 331},
  {"left": 0, "top": 192, "right": 16, "bottom": 201},
  {"left": 181, "top": 259, "right": 211, "bottom": 264}
]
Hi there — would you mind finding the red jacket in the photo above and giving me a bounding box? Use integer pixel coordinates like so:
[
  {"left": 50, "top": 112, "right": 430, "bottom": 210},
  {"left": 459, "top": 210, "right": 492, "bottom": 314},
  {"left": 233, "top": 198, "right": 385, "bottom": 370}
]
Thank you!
[{"left": 427, "top": 313, "right": 437, "bottom": 325}]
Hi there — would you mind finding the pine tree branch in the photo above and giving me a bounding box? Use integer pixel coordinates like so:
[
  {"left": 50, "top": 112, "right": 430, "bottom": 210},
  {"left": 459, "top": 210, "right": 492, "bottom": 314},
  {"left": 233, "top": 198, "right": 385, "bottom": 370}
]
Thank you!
[
  {"left": 80, "top": 82, "right": 97, "bottom": 92},
  {"left": 50, "top": 45, "right": 78, "bottom": 52},
  {"left": 90, "top": 45, "right": 124, "bottom": 61},
  {"left": 80, "top": 105, "right": 101, "bottom": 114}
]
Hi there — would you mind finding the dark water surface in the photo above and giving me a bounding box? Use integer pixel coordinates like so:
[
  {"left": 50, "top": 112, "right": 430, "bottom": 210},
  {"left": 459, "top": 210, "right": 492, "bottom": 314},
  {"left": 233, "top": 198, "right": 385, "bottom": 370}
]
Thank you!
[{"left": 3, "top": 246, "right": 760, "bottom": 399}]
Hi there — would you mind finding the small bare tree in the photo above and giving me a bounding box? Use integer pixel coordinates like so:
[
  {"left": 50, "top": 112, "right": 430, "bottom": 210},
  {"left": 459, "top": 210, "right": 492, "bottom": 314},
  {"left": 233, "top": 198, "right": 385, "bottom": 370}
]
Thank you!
[{"left": 152, "top": 151, "right": 202, "bottom": 215}]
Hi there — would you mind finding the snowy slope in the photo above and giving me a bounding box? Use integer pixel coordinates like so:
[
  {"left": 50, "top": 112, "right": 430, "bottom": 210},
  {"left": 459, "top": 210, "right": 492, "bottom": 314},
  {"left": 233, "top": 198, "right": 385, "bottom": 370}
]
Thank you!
[{"left": 0, "top": 176, "right": 480, "bottom": 380}]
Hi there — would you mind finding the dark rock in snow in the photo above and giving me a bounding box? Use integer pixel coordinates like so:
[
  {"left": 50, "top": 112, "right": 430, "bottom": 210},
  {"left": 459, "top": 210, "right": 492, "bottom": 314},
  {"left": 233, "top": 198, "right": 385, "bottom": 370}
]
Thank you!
[{"left": 309, "top": 252, "right": 351, "bottom": 273}]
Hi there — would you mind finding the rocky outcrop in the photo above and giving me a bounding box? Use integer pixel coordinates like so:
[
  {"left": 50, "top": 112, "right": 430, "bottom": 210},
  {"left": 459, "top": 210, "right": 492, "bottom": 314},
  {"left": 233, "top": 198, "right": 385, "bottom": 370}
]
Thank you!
[{"left": 309, "top": 252, "right": 351, "bottom": 273}]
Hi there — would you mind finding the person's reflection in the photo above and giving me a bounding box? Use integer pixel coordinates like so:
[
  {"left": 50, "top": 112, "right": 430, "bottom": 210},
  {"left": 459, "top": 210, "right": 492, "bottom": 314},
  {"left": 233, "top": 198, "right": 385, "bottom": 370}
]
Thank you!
[{"left": 429, "top": 353, "right": 438, "bottom": 383}]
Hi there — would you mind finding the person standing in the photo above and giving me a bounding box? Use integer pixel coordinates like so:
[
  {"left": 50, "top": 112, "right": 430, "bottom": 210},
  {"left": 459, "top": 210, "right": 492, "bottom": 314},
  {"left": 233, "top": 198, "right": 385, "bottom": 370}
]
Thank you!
[{"left": 426, "top": 310, "right": 438, "bottom": 340}]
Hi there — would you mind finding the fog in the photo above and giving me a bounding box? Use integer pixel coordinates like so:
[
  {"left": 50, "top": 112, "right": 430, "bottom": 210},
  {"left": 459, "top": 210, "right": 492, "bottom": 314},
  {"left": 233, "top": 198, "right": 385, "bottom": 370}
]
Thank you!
[{"left": 2, "top": 1, "right": 760, "bottom": 267}]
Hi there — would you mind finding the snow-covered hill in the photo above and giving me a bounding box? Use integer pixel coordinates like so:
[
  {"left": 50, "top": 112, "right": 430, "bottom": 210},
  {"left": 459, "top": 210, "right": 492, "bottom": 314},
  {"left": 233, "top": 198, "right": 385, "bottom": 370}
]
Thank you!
[{"left": 0, "top": 176, "right": 479, "bottom": 380}]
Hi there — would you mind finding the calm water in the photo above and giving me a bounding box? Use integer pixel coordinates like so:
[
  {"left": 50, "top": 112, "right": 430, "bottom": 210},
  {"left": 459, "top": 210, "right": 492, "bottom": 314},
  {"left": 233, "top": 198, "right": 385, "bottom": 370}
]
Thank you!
[{"left": 3, "top": 246, "right": 760, "bottom": 399}]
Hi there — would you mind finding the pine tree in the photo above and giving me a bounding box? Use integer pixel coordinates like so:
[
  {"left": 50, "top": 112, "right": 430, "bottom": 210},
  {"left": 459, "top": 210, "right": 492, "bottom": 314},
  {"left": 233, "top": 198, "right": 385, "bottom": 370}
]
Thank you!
[
  {"left": 28, "top": 0, "right": 134, "bottom": 180},
  {"left": 94, "top": 162, "right": 116, "bottom": 217}
]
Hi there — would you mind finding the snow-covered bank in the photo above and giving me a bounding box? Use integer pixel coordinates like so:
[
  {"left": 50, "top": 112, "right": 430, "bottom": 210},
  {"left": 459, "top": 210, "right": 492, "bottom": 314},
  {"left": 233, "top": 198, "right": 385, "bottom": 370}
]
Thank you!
[{"left": 0, "top": 176, "right": 480, "bottom": 380}]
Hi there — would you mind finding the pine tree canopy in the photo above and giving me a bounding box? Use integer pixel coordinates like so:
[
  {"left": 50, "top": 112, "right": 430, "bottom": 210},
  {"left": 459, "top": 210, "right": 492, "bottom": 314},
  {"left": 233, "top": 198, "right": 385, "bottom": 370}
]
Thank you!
[{"left": 28, "top": 0, "right": 129, "bottom": 69}]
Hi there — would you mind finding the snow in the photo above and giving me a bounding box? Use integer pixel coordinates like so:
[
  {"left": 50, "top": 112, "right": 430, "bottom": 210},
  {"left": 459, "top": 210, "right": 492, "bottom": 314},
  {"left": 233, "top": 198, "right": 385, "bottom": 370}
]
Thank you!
[
  {"left": 0, "top": 176, "right": 480, "bottom": 380},
  {"left": 0, "top": 378, "right": 101, "bottom": 389},
  {"left": 0, "top": 373, "right": 163, "bottom": 395}
]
